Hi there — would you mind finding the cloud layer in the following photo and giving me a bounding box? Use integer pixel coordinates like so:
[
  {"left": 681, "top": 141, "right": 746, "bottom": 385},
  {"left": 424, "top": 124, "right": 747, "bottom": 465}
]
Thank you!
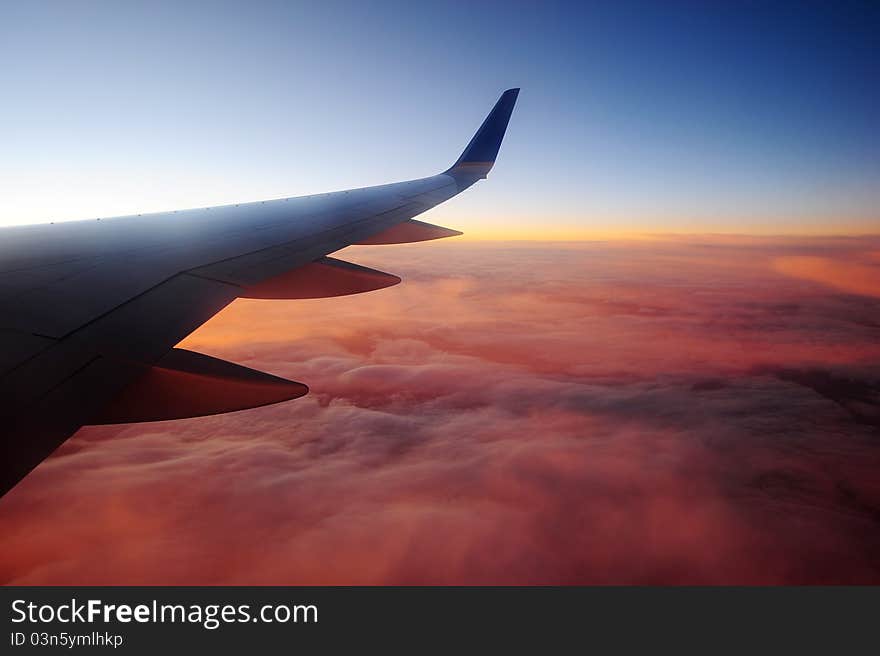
[{"left": 2, "top": 236, "right": 880, "bottom": 584}]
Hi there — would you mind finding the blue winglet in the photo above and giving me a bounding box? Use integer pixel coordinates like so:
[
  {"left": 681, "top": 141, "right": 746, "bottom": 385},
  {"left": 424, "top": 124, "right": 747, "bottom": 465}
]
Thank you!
[{"left": 446, "top": 88, "right": 519, "bottom": 179}]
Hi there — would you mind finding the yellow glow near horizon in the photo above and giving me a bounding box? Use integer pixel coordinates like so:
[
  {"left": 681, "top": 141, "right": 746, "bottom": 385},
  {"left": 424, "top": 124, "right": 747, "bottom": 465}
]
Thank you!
[{"left": 455, "top": 219, "right": 880, "bottom": 241}]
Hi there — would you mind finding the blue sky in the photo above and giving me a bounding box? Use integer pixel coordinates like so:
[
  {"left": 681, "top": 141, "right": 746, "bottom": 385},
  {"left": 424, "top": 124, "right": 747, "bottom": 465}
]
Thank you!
[{"left": 1, "top": 1, "right": 877, "bottom": 235}]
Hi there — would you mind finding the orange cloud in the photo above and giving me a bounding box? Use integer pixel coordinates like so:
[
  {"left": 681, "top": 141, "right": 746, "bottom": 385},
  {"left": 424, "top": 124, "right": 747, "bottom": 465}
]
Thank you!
[{"left": 773, "top": 255, "right": 880, "bottom": 298}]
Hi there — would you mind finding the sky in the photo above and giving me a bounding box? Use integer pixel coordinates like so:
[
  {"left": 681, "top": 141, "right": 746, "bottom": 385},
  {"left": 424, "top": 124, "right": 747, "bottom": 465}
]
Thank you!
[
  {"left": 3, "top": 237, "right": 880, "bottom": 584},
  {"left": 1, "top": 0, "right": 878, "bottom": 236}
]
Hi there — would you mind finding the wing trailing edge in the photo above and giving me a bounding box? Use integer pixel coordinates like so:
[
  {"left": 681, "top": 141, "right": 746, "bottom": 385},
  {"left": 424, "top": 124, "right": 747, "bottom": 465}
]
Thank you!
[
  {"left": 356, "top": 219, "right": 463, "bottom": 245},
  {"left": 93, "top": 348, "right": 308, "bottom": 424},
  {"left": 241, "top": 256, "right": 400, "bottom": 299}
]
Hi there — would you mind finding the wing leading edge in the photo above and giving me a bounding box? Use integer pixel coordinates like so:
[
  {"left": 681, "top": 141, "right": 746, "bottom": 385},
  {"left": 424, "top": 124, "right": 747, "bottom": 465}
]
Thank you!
[{"left": 0, "top": 88, "right": 519, "bottom": 496}]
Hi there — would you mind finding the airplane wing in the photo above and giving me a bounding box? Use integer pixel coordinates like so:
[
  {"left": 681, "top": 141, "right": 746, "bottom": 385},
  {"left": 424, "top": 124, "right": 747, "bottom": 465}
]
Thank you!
[{"left": 0, "top": 88, "right": 519, "bottom": 496}]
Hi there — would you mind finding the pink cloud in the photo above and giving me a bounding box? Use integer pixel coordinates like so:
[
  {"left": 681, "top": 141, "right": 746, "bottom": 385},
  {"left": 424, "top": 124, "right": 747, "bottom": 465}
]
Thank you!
[{"left": 2, "top": 237, "right": 880, "bottom": 584}]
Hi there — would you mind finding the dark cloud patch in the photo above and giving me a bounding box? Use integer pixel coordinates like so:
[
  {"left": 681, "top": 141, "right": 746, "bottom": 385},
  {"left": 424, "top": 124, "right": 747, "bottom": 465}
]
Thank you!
[
  {"left": 691, "top": 378, "right": 728, "bottom": 391},
  {"left": 756, "top": 367, "right": 880, "bottom": 428},
  {"left": 1, "top": 238, "right": 880, "bottom": 584}
]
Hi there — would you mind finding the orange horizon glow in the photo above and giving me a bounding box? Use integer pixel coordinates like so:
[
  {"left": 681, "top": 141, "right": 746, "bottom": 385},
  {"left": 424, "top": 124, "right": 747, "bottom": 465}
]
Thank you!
[{"left": 454, "top": 221, "right": 880, "bottom": 242}]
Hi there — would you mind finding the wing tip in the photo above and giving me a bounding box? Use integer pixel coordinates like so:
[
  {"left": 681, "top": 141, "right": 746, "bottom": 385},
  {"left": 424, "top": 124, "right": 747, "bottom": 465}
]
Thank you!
[{"left": 446, "top": 88, "right": 520, "bottom": 179}]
